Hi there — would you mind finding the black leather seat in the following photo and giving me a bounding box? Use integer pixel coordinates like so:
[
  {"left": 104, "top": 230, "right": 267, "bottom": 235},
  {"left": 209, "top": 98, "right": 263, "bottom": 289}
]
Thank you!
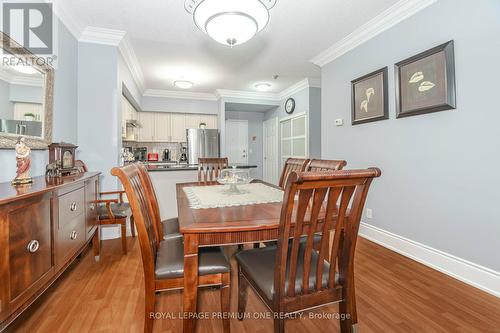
[
  {"left": 162, "top": 217, "right": 182, "bottom": 240},
  {"left": 155, "top": 237, "right": 230, "bottom": 279},
  {"left": 97, "top": 204, "right": 129, "bottom": 220},
  {"left": 235, "top": 244, "right": 333, "bottom": 300}
]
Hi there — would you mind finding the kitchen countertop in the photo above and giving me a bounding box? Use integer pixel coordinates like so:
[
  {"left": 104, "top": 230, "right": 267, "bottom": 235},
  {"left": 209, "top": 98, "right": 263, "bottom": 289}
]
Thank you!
[{"left": 125, "top": 161, "right": 258, "bottom": 172}]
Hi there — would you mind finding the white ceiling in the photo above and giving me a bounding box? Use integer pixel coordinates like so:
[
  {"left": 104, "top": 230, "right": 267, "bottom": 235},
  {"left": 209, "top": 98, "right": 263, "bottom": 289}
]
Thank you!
[{"left": 63, "top": 0, "right": 400, "bottom": 94}]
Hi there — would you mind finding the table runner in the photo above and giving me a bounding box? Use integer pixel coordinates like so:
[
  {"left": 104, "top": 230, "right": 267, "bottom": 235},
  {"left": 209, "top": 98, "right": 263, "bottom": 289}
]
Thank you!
[{"left": 183, "top": 183, "right": 284, "bottom": 209}]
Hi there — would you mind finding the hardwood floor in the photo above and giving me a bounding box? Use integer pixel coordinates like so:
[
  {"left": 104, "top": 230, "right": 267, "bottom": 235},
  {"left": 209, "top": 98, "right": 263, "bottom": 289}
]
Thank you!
[{"left": 8, "top": 237, "right": 500, "bottom": 333}]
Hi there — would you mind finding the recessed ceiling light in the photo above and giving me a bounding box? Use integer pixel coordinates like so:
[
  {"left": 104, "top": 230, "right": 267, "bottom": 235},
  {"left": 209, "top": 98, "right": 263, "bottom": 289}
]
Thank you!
[
  {"left": 174, "top": 80, "right": 194, "bottom": 89},
  {"left": 255, "top": 82, "right": 271, "bottom": 91}
]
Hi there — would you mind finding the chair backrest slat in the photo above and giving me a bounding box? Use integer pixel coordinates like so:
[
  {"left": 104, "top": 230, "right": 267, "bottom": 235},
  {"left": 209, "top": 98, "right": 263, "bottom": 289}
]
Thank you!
[
  {"left": 136, "top": 163, "right": 163, "bottom": 245},
  {"left": 301, "top": 187, "right": 328, "bottom": 294},
  {"left": 306, "top": 159, "right": 347, "bottom": 172},
  {"left": 287, "top": 189, "right": 313, "bottom": 297},
  {"left": 112, "top": 164, "right": 160, "bottom": 284},
  {"left": 198, "top": 158, "right": 228, "bottom": 183},
  {"left": 278, "top": 158, "right": 310, "bottom": 189},
  {"left": 274, "top": 168, "right": 381, "bottom": 307}
]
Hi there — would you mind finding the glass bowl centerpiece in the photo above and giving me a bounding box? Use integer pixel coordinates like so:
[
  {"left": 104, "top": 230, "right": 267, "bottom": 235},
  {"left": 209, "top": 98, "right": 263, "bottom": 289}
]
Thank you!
[{"left": 217, "top": 166, "right": 252, "bottom": 194}]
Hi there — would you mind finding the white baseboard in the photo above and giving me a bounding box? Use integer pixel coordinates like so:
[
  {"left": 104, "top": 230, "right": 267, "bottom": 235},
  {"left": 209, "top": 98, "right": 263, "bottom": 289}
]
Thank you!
[{"left": 359, "top": 222, "right": 500, "bottom": 298}]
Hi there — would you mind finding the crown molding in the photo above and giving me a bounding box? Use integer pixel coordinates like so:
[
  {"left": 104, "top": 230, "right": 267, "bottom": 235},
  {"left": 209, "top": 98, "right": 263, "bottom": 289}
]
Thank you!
[
  {"left": 0, "top": 67, "right": 43, "bottom": 87},
  {"left": 118, "top": 35, "right": 145, "bottom": 93},
  {"left": 79, "top": 27, "right": 126, "bottom": 46},
  {"left": 215, "top": 89, "right": 281, "bottom": 102},
  {"left": 52, "top": 0, "right": 85, "bottom": 39},
  {"left": 11, "top": 75, "right": 44, "bottom": 87},
  {"left": 278, "top": 78, "right": 320, "bottom": 100},
  {"left": 310, "top": 0, "right": 438, "bottom": 67},
  {"left": 143, "top": 89, "right": 218, "bottom": 101}
]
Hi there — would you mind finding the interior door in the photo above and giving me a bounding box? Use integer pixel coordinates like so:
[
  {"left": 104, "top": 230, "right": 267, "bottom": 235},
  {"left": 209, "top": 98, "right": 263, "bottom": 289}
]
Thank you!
[
  {"left": 225, "top": 119, "right": 248, "bottom": 164},
  {"left": 263, "top": 117, "right": 279, "bottom": 184}
]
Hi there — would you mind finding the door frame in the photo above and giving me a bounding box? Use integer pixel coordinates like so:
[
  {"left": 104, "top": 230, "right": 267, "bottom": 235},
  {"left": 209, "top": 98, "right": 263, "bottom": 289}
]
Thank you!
[
  {"left": 263, "top": 117, "right": 279, "bottom": 184},
  {"left": 225, "top": 119, "right": 249, "bottom": 164}
]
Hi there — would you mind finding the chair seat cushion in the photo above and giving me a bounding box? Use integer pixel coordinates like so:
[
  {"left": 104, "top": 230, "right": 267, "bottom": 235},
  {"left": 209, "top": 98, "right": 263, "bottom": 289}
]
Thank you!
[
  {"left": 97, "top": 204, "right": 129, "bottom": 220},
  {"left": 162, "top": 218, "right": 182, "bottom": 240},
  {"left": 155, "top": 237, "right": 230, "bottom": 280},
  {"left": 235, "top": 243, "right": 332, "bottom": 301}
]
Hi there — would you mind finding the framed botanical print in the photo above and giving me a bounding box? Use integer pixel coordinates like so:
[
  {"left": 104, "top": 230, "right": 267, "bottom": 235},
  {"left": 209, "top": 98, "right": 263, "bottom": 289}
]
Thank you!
[
  {"left": 395, "top": 40, "right": 456, "bottom": 118},
  {"left": 351, "top": 67, "right": 388, "bottom": 125}
]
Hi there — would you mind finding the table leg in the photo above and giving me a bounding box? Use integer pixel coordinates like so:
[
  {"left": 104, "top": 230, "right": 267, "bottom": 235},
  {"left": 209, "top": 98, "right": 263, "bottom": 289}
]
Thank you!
[{"left": 183, "top": 234, "right": 199, "bottom": 333}]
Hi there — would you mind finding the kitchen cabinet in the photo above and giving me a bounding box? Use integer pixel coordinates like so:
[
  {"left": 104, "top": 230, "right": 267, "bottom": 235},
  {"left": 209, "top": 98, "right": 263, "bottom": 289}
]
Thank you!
[
  {"left": 138, "top": 112, "right": 156, "bottom": 142},
  {"left": 137, "top": 112, "right": 218, "bottom": 142},
  {"left": 201, "top": 114, "right": 218, "bottom": 129},
  {"left": 186, "top": 114, "right": 218, "bottom": 130},
  {"left": 155, "top": 113, "right": 172, "bottom": 142},
  {"left": 170, "top": 113, "right": 186, "bottom": 142}
]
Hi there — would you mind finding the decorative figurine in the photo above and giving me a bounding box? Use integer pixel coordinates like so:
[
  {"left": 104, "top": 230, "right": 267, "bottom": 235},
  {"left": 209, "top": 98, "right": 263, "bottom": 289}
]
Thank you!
[
  {"left": 45, "top": 161, "right": 61, "bottom": 178},
  {"left": 12, "top": 137, "right": 33, "bottom": 185}
]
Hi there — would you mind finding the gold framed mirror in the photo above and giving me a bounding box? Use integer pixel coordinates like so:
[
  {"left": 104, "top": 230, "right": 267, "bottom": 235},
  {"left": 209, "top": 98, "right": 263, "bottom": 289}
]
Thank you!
[{"left": 0, "top": 32, "right": 54, "bottom": 149}]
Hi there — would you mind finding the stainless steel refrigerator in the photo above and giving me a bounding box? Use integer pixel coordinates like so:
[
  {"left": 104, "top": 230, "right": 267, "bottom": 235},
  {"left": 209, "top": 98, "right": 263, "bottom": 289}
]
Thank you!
[{"left": 186, "top": 128, "right": 219, "bottom": 164}]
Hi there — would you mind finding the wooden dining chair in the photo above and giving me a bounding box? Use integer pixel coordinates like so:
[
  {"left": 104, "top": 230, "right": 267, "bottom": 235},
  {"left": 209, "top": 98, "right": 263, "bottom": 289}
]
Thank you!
[
  {"left": 75, "top": 160, "right": 135, "bottom": 255},
  {"left": 198, "top": 157, "right": 229, "bottom": 183},
  {"left": 112, "top": 164, "right": 231, "bottom": 333},
  {"left": 278, "top": 158, "right": 310, "bottom": 189},
  {"left": 235, "top": 168, "right": 381, "bottom": 333},
  {"left": 306, "top": 159, "right": 347, "bottom": 172},
  {"left": 136, "top": 163, "right": 182, "bottom": 241}
]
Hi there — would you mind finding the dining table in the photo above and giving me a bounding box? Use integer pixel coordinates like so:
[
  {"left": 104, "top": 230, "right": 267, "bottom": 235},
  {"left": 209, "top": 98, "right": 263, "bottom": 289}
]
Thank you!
[{"left": 176, "top": 179, "right": 344, "bottom": 333}]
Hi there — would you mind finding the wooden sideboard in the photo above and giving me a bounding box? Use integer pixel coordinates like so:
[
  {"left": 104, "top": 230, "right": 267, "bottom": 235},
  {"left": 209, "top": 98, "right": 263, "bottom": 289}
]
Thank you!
[{"left": 0, "top": 172, "right": 101, "bottom": 331}]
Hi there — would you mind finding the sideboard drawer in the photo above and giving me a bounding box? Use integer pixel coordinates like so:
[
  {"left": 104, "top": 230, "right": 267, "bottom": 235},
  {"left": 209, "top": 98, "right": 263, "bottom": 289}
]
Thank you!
[
  {"left": 58, "top": 187, "right": 85, "bottom": 223},
  {"left": 6, "top": 194, "right": 53, "bottom": 307},
  {"left": 56, "top": 213, "right": 86, "bottom": 267}
]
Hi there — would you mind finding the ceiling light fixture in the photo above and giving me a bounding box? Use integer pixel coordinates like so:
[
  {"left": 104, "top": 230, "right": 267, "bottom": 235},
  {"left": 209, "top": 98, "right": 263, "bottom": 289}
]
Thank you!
[
  {"left": 174, "top": 80, "right": 194, "bottom": 89},
  {"left": 255, "top": 83, "right": 271, "bottom": 91},
  {"left": 185, "top": 0, "right": 277, "bottom": 47}
]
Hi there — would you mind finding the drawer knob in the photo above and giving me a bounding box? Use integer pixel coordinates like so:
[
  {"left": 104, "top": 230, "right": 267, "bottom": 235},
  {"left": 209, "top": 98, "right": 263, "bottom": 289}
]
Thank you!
[
  {"left": 70, "top": 230, "right": 78, "bottom": 240},
  {"left": 27, "top": 240, "right": 40, "bottom": 253},
  {"left": 70, "top": 202, "right": 78, "bottom": 211}
]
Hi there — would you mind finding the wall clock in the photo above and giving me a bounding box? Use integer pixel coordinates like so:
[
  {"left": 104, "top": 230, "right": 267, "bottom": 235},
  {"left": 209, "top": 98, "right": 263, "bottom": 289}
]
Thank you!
[{"left": 285, "top": 98, "right": 295, "bottom": 114}]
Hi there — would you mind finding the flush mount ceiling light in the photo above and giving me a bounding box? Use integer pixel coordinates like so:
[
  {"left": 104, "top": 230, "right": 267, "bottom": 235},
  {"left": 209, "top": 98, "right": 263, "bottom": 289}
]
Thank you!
[
  {"left": 174, "top": 80, "right": 194, "bottom": 89},
  {"left": 185, "top": 0, "right": 277, "bottom": 47},
  {"left": 255, "top": 82, "right": 271, "bottom": 91}
]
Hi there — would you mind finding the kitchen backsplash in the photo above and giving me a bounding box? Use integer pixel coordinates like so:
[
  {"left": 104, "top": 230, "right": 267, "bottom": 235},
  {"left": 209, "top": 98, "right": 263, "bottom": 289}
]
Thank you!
[{"left": 123, "top": 141, "right": 185, "bottom": 161}]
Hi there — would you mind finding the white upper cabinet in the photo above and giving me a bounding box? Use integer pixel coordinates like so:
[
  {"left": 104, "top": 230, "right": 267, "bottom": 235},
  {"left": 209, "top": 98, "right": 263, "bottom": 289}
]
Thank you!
[
  {"left": 185, "top": 114, "right": 202, "bottom": 130},
  {"left": 201, "top": 114, "right": 218, "bottom": 129},
  {"left": 138, "top": 112, "right": 156, "bottom": 142},
  {"left": 136, "top": 112, "right": 218, "bottom": 142},
  {"left": 155, "top": 113, "right": 172, "bottom": 142},
  {"left": 170, "top": 113, "right": 187, "bottom": 142}
]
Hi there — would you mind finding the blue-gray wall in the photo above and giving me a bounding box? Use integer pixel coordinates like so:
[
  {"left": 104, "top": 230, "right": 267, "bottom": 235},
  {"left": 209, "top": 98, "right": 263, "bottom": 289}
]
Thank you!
[
  {"left": 77, "top": 43, "right": 120, "bottom": 191},
  {"left": 142, "top": 95, "right": 218, "bottom": 114},
  {"left": 321, "top": 0, "right": 500, "bottom": 272},
  {"left": 0, "top": 20, "right": 78, "bottom": 183},
  {"left": 225, "top": 110, "right": 264, "bottom": 179},
  {"left": 264, "top": 87, "right": 322, "bottom": 168},
  {"left": 0, "top": 79, "right": 12, "bottom": 119}
]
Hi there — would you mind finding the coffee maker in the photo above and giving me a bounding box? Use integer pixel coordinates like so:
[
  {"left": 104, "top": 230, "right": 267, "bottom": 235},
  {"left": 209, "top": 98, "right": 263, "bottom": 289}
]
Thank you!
[
  {"left": 179, "top": 145, "right": 188, "bottom": 164},
  {"left": 133, "top": 147, "right": 147, "bottom": 161},
  {"left": 162, "top": 149, "right": 170, "bottom": 161}
]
